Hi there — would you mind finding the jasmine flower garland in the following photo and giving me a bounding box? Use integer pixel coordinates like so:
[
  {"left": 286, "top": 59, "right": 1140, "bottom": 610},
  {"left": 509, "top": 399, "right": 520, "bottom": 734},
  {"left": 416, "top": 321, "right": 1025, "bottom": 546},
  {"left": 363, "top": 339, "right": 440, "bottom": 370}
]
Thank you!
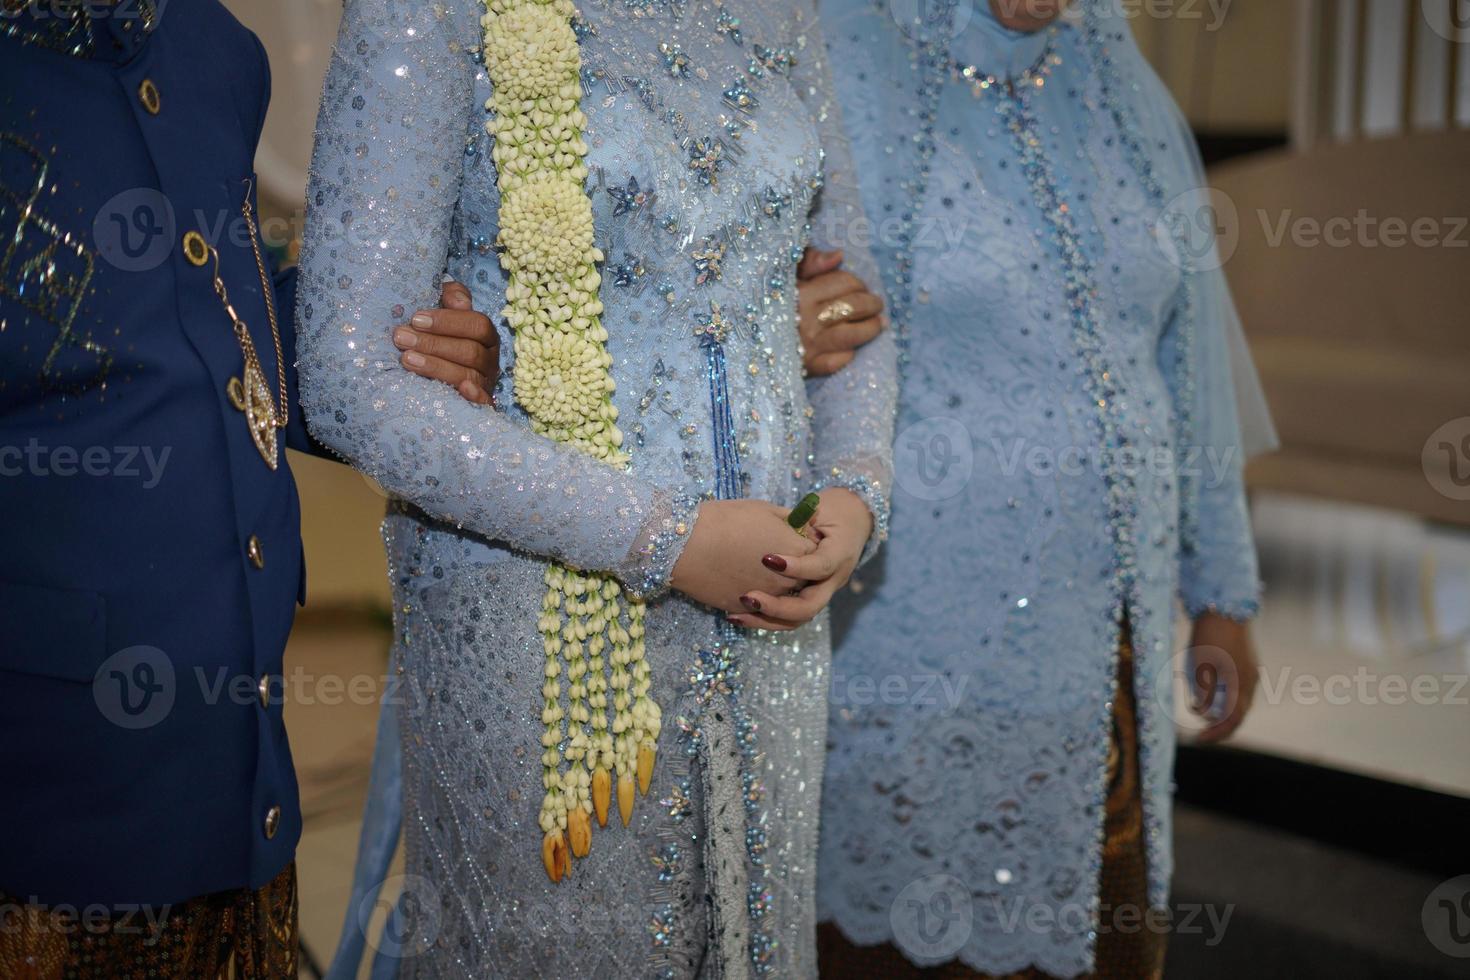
[{"left": 481, "top": 0, "right": 661, "bottom": 883}]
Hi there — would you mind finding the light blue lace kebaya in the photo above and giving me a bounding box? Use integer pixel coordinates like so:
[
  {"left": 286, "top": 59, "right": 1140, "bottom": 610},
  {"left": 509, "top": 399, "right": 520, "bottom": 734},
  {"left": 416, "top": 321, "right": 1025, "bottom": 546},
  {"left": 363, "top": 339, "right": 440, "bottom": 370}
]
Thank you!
[
  {"left": 295, "top": 1, "right": 895, "bottom": 977},
  {"left": 815, "top": 1, "right": 1273, "bottom": 975}
]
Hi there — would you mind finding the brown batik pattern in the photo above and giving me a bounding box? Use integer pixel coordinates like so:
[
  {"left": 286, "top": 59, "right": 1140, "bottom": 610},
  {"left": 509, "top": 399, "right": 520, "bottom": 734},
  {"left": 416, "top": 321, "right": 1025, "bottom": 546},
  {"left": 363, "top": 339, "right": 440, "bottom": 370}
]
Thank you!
[{"left": 0, "top": 863, "right": 297, "bottom": 980}]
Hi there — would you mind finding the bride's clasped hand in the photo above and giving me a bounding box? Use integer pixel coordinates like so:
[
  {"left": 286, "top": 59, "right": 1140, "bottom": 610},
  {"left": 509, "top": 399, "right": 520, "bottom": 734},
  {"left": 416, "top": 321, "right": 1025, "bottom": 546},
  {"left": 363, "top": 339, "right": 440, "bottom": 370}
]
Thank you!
[
  {"left": 732, "top": 487, "right": 873, "bottom": 631},
  {"left": 669, "top": 488, "right": 874, "bottom": 631},
  {"left": 669, "top": 498, "right": 817, "bottom": 619}
]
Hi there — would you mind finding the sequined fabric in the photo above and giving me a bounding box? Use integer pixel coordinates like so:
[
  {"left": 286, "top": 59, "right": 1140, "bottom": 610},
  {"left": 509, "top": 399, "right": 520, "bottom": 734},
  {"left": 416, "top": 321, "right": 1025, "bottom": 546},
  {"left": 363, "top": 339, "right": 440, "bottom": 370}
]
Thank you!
[
  {"left": 816, "top": 1, "right": 1259, "bottom": 975},
  {"left": 295, "top": 1, "right": 895, "bottom": 976},
  {"left": 0, "top": 0, "right": 94, "bottom": 59},
  {"left": 0, "top": 864, "right": 297, "bottom": 980},
  {"left": 816, "top": 636, "right": 1166, "bottom": 980}
]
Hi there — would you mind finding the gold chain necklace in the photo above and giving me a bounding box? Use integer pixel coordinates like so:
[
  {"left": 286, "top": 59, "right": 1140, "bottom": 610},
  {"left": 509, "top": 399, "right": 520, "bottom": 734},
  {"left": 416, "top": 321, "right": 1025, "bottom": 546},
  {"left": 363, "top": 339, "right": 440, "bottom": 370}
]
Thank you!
[{"left": 208, "top": 186, "right": 289, "bottom": 469}]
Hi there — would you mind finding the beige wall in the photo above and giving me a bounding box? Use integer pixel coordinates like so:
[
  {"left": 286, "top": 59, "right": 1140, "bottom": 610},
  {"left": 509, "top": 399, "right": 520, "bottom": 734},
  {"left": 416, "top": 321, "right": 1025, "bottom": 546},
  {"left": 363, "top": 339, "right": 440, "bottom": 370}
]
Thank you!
[
  {"left": 290, "top": 452, "right": 392, "bottom": 608},
  {"left": 1131, "top": 0, "right": 1293, "bottom": 132}
]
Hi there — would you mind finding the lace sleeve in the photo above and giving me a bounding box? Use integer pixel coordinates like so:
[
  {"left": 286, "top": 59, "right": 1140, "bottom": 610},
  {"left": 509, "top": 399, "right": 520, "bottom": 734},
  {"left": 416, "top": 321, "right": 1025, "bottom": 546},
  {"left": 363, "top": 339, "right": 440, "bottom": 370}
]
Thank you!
[
  {"left": 791, "top": 1, "right": 899, "bottom": 563},
  {"left": 295, "top": 0, "right": 696, "bottom": 596},
  {"left": 1160, "top": 265, "right": 1262, "bottom": 621},
  {"left": 1155, "top": 110, "right": 1261, "bottom": 621}
]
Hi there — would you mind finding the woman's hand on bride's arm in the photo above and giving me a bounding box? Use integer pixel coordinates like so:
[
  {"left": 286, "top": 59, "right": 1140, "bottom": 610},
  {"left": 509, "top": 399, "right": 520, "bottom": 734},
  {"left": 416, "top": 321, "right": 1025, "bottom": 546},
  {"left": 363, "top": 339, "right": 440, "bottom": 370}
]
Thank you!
[
  {"left": 670, "top": 499, "right": 818, "bottom": 617},
  {"left": 391, "top": 280, "right": 502, "bottom": 405},
  {"left": 796, "top": 247, "right": 886, "bottom": 377},
  {"left": 727, "top": 488, "right": 873, "bottom": 632}
]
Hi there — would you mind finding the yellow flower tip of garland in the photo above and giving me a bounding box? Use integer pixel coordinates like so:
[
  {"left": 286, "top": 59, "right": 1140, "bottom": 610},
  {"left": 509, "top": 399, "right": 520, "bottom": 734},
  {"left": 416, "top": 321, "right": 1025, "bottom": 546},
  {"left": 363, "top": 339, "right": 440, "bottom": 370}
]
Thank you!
[
  {"left": 617, "top": 771, "right": 636, "bottom": 827},
  {"left": 542, "top": 830, "right": 571, "bottom": 883},
  {"left": 483, "top": 0, "right": 659, "bottom": 879},
  {"left": 592, "top": 767, "right": 611, "bottom": 826},
  {"left": 567, "top": 806, "right": 592, "bottom": 858},
  {"left": 637, "top": 739, "right": 656, "bottom": 796}
]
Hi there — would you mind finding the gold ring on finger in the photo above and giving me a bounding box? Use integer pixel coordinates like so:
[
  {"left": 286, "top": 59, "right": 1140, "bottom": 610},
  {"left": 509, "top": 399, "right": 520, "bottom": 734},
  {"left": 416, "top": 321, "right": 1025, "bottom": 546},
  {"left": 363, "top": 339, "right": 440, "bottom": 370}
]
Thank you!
[{"left": 817, "top": 299, "right": 856, "bottom": 324}]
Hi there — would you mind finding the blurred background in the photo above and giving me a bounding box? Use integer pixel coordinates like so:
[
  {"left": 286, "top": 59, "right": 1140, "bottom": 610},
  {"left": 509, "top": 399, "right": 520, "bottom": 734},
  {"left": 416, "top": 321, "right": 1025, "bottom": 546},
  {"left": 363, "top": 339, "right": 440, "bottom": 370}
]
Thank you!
[{"left": 224, "top": 0, "right": 1470, "bottom": 975}]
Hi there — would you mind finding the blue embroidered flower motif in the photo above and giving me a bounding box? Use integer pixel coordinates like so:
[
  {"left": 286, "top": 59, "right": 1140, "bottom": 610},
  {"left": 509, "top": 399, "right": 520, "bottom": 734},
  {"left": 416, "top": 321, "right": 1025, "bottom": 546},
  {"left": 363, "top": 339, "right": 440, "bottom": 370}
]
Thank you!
[
  {"left": 693, "top": 301, "right": 733, "bottom": 346},
  {"left": 691, "top": 237, "right": 725, "bottom": 285},
  {"left": 653, "top": 843, "right": 681, "bottom": 882},
  {"left": 650, "top": 904, "right": 675, "bottom": 948},
  {"left": 570, "top": 12, "right": 596, "bottom": 40},
  {"left": 689, "top": 645, "right": 734, "bottom": 704},
  {"left": 661, "top": 777, "right": 694, "bottom": 822},
  {"left": 685, "top": 137, "right": 724, "bottom": 187},
  {"left": 723, "top": 78, "right": 758, "bottom": 112},
  {"left": 660, "top": 42, "right": 691, "bottom": 78},
  {"left": 607, "top": 175, "right": 650, "bottom": 216},
  {"left": 716, "top": 6, "right": 742, "bottom": 45},
  {"left": 610, "top": 253, "right": 648, "bottom": 288},
  {"left": 749, "top": 44, "right": 794, "bottom": 78},
  {"left": 760, "top": 185, "right": 790, "bottom": 220}
]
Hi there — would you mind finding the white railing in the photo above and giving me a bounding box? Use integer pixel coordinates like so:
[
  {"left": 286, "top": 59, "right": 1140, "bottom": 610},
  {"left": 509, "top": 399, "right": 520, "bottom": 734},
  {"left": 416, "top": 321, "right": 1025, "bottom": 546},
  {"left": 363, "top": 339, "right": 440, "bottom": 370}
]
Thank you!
[{"left": 1294, "top": 0, "right": 1470, "bottom": 147}]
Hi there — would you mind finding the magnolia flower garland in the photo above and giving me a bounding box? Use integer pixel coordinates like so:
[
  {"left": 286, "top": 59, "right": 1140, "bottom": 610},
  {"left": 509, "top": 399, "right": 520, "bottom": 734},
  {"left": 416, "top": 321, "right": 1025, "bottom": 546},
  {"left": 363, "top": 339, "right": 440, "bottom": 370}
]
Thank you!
[{"left": 481, "top": 0, "right": 661, "bottom": 883}]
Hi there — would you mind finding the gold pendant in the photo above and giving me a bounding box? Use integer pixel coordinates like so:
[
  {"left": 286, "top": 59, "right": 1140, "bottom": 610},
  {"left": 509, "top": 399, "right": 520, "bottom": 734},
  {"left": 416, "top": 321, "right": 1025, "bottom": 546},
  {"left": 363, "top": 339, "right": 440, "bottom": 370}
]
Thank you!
[{"left": 227, "top": 364, "right": 279, "bottom": 469}]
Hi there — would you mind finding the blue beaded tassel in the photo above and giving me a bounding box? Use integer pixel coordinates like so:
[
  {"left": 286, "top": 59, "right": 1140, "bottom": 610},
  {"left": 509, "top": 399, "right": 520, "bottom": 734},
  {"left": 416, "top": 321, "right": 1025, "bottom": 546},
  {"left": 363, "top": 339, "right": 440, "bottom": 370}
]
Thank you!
[
  {"left": 698, "top": 301, "right": 743, "bottom": 501},
  {"left": 687, "top": 301, "right": 774, "bottom": 976}
]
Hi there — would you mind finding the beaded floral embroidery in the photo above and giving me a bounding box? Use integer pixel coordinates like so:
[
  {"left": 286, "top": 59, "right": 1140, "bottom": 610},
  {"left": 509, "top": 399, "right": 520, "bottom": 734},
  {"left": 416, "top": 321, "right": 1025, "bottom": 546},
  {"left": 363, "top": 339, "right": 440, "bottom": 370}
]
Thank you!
[{"left": 479, "top": 0, "right": 661, "bottom": 881}]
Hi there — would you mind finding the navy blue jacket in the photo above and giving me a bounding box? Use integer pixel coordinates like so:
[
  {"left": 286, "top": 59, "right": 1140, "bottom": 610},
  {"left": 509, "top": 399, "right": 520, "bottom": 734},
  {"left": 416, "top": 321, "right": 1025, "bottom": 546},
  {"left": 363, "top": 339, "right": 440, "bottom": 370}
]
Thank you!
[{"left": 1, "top": 0, "right": 311, "bottom": 906}]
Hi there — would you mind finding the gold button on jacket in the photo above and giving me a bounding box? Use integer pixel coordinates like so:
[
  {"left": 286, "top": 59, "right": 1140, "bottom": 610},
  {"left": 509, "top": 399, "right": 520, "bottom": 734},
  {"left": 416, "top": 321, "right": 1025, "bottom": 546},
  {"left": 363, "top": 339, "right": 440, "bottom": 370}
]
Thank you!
[
  {"left": 246, "top": 535, "right": 264, "bottom": 569},
  {"left": 138, "top": 78, "right": 160, "bottom": 115},
  {"left": 182, "top": 230, "right": 208, "bottom": 267}
]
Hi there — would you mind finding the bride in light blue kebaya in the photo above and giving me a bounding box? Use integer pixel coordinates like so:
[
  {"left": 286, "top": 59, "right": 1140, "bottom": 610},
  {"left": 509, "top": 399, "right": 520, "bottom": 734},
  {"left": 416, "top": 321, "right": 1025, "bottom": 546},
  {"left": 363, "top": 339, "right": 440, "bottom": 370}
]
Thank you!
[
  {"left": 810, "top": 1, "right": 1276, "bottom": 977},
  {"left": 295, "top": 0, "right": 894, "bottom": 977}
]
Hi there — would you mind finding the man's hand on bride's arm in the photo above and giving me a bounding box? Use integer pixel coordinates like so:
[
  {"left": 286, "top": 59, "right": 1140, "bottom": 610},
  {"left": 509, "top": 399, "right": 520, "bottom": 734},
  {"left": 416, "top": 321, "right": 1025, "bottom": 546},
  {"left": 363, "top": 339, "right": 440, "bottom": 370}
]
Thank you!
[
  {"left": 726, "top": 488, "right": 873, "bottom": 632},
  {"left": 391, "top": 280, "right": 501, "bottom": 405},
  {"left": 796, "top": 247, "right": 886, "bottom": 377},
  {"left": 670, "top": 499, "right": 818, "bottom": 619}
]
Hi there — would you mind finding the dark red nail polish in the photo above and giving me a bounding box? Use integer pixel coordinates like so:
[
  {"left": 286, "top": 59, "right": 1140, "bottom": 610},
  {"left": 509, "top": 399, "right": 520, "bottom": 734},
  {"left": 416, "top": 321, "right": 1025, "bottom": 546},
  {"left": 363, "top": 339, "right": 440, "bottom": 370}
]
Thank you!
[
  {"left": 740, "top": 595, "right": 761, "bottom": 612},
  {"left": 762, "top": 554, "right": 787, "bottom": 572}
]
